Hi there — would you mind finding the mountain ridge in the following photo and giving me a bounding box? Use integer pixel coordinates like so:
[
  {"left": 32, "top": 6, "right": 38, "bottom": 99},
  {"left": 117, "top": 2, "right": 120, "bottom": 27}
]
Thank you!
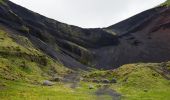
[{"left": 0, "top": 0, "right": 170, "bottom": 99}]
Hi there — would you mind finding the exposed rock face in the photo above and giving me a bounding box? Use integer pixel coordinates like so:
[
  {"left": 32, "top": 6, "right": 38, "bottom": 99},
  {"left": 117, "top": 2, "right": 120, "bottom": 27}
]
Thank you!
[
  {"left": 0, "top": 0, "right": 170, "bottom": 69},
  {"left": 99, "top": 6, "right": 170, "bottom": 68}
]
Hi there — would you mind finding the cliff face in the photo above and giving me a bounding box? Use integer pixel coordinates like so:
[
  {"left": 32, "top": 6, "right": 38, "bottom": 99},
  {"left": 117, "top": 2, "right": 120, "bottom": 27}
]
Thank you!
[
  {"left": 103, "top": 5, "right": 170, "bottom": 68},
  {"left": 0, "top": 0, "right": 118, "bottom": 70},
  {"left": 0, "top": 0, "right": 170, "bottom": 69}
]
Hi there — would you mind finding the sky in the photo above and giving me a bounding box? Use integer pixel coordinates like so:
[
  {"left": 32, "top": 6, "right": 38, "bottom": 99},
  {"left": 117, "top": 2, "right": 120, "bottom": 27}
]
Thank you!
[{"left": 10, "top": 0, "right": 166, "bottom": 28}]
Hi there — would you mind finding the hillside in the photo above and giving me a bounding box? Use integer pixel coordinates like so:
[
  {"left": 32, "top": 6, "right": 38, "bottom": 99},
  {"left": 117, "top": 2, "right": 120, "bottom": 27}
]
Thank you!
[
  {"left": 83, "top": 62, "right": 170, "bottom": 99},
  {"left": 0, "top": 0, "right": 170, "bottom": 100},
  {"left": 161, "top": 0, "right": 170, "bottom": 6},
  {"left": 0, "top": 61, "right": 170, "bottom": 100},
  {"left": 103, "top": 3, "right": 170, "bottom": 68},
  {"left": 0, "top": 26, "right": 69, "bottom": 82}
]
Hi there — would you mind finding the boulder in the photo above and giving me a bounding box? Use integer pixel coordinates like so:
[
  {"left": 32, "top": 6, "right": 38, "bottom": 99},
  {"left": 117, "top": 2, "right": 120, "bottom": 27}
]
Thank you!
[
  {"left": 42, "top": 80, "right": 54, "bottom": 86},
  {"left": 92, "top": 79, "right": 100, "bottom": 83},
  {"left": 51, "top": 76, "right": 62, "bottom": 82},
  {"left": 79, "top": 77, "right": 84, "bottom": 81},
  {"left": 111, "top": 78, "right": 117, "bottom": 83},
  {"left": 89, "top": 84, "right": 94, "bottom": 89},
  {"left": 101, "top": 79, "right": 110, "bottom": 83}
]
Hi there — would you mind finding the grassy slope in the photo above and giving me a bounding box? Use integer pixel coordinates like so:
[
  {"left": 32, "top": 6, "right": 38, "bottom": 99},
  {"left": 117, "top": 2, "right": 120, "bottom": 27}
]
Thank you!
[
  {"left": 0, "top": 27, "right": 105, "bottom": 100},
  {"left": 0, "top": 1, "right": 169, "bottom": 99},
  {"left": 85, "top": 63, "right": 170, "bottom": 99},
  {"left": 0, "top": 80, "right": 102, "bottom": 100},
  {"left": 0, "top": 28, "right": 169, "bottom": 99},
  {"left": 0, "top": 62, "right": 170, "bottom": 100},
  {"left": 161, "top": 0, "right": 170, "bottom": 6},
  {"left": 0, "top": 28, "right": 69, "bottom": 83}
]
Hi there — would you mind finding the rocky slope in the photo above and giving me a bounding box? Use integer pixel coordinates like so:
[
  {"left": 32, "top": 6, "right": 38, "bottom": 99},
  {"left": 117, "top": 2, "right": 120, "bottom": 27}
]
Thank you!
[
  {"left": 103, "top": 4, "right": 170, "bottom": 68},
  {"left": 0, "top": 0, "right": 170, "bottom": 70}
]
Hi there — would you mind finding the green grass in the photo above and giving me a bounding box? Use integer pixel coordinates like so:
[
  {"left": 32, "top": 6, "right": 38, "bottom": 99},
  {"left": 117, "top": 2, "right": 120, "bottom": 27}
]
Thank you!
[
  {"left": 84, "top": 63, "right": 170, "bottom": 100},
  {"left": 1, "top": 62, "right": 170, "bottom": 100},
  {"left": 0, "top": 0, "right": 3, "bottom": 3},
  {"left": 0, "top": 29, "right": 69, "bottom": 83},
  {"left": 0, "top": 79, "right": 114, "bottom": 100},
  {"left": 160, "top": 0, "right": 170, "bottom": 6},
  {"left": 0, "top": 23, "right": 170, "bottom": 99},
  {"left": 0, "top": 0, "right": 7, "bottom": 6}
]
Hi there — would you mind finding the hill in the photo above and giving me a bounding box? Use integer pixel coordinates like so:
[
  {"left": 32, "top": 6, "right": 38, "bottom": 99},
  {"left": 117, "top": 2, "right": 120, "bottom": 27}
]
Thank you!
[{"left": 0, "top": 0, "right": 170, "bottom": 99}]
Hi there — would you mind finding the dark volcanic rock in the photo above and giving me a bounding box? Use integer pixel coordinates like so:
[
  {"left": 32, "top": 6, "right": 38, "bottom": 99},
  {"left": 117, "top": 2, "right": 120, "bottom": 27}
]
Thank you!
[
  {"left": 101, "top": 79, "right": 110, "bottom": 83},
  {"left": 111, "top": 78, "right": 117, "bottom": 83}
]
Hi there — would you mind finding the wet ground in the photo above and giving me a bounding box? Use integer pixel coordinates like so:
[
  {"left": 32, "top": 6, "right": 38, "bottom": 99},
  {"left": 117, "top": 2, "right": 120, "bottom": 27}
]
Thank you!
[{"left": 62, "top": 72, "right": 122, "bottom": 100}]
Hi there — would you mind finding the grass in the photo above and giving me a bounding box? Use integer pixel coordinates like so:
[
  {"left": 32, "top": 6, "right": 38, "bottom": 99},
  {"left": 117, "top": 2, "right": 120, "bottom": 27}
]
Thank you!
[
  {"left": 0, "top": 18, "right": 170, "bottom": 99},
  {"left": 0, "top": 29, "right": 69, "bottom": 83},
  {"left": 0, "top": 0, "right": 3, "bottom": 3},
  {"left": 0, "top": 28, "right": 113, "bottom": 99},
  {"left": 0, "top": 0, "right": 7, "bottom": 6},
  {"left": 160, "top": 0, "right": 170, "bottom": 6},
  {"left": 1, "top": 62, "right": 170, "bottom": 100},
  {"left": 0, "top": 79, "right": 113, "bottom": 100},
  {"left": 84, "top": 63, "right": 170, "bottom": 100}
]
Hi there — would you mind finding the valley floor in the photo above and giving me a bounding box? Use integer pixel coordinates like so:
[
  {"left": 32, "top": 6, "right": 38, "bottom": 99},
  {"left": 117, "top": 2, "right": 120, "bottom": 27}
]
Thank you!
[{"left": 0, "top": 77, "right": 170, "bottom": 100}]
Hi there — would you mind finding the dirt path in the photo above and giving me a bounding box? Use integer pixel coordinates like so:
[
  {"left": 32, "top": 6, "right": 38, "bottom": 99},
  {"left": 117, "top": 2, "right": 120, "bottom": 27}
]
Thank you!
[
  {"left": 62, "top": 72, "right": 121, "bottom": 100},
  {"left": 95, "top": 85, "right": 121, "bottom": 100},
  {"left": 62, "top": 73, "right": 81, "bottom": 89}
]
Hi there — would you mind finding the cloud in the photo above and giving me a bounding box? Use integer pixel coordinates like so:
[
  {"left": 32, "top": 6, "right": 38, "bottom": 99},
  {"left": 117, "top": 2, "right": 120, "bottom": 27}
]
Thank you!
[{"left": 10, "top": 0, "right": 166, "bottom": 28}]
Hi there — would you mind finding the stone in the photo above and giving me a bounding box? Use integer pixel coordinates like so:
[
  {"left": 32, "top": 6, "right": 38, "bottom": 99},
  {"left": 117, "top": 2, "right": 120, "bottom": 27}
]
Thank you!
[
  {"left": 92, "top": 79, "right": 100, "bottom": 83},
  {"left": 42, "top": 80, "right": 54, "bottom": 86},
  {"left": 101, "top": 79, "right": 110, "bottom": 83},
  {"left": 89, "top": 84, "right": 94, "bottom": 89},
  {"left": 111, "top": 78, "right": 117, "bottom": 83},
  {"left": 52, "top": 76, "right": 62, "bottom": 82}
]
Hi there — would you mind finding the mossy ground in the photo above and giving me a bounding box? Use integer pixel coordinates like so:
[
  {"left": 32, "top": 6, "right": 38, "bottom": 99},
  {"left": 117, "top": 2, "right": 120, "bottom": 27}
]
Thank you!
[
  {"left": 160, "top": 0, "right": 170, "bottom": 6},
  {"left": 85, "top": 63, "right": 170, "bottom": 100},
  {"left": 0, "top": 26, "right": 170, "bottom": 99},
  {"left": 0, "top": 63, "right": 170, "bottom": 100},
  {"left": 0, "top": 79, "right": 113, "bottom": 100},
  {"left": 0, "top": 28, "right": 69, "bottom": 82}
]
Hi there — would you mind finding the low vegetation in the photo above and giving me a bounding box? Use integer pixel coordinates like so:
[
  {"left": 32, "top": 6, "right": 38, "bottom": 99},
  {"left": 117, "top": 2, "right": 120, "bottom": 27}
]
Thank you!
[
  {"left": 0, "top": 0, "right": 170, "bottom": 99},
  {"left": 161, "top": 0, "right": 170, "bottom": 6},
  {"left": 0, "top": 28, "right": 170, "bottom": 99},
  {"left": 84, "top": 62, "right": 170, "bottom": 99},
  {"left": 0, "top": 29, "right": 69, "bottom": 83}
]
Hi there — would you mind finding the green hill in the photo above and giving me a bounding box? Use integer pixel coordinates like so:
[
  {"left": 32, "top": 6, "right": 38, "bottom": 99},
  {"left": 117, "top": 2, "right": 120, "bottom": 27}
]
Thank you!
[
  {"left": 84, "top": 62, "right": 170, "bottom": 99},
  {"left": 161, "top": 0, "right": 170, "bottom": 6},
  {"left": 0, "top": 27, "right": 69, "bottom": 83},
  {"left": 0, "top": 0, "right": 170, "bottom": 100}
]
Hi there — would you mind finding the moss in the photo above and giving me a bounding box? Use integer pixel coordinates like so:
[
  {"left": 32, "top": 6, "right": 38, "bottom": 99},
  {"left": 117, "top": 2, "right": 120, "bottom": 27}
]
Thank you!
[
  {"left": 160, "top": 0, "right": 170, "bottom": 6},
  {"left": 18, "top": 25, "right": 30, "bottom": 33},
  {"left": 0, "top": 0, "right": 4, "bottom": 4},
  {"left": 83, "top": 62, "right": 170, "bottom": 99},
  {"left": 0, "top": 28, "right": 69, "bottom": 82}
]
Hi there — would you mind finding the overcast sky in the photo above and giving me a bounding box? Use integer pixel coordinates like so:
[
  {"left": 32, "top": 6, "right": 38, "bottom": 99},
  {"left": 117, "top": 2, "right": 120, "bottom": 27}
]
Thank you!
[{"left": 10, "top": 0, "right": 165, "bottom": 28}]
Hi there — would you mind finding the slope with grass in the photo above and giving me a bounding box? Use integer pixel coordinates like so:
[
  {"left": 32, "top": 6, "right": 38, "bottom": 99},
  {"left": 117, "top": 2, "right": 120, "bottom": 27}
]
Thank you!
[
  {"left": 161, "top": 0, "right": 170, "bottom": 6},
  {"left": 0, "top": 61, "right": 170, "bottom": 100},
  {"left": 0, "top": 26, "right": 69, "bottom": 83},
  {"left": 0, "top": 0, "right": 170, "bottom": 69},
  {"left": 84, "top": 62, "right": 170, "bottom": 99},
  {"left": 0, "top": 0, "right": 170, "bottom": 100}
]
